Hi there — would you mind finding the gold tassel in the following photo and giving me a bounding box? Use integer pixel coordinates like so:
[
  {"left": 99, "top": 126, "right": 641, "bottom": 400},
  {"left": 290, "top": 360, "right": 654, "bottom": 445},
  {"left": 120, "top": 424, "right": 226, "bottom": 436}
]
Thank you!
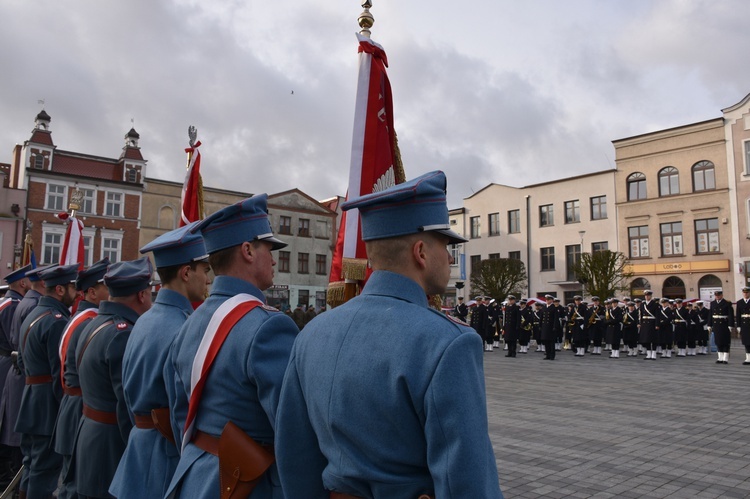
[
  {"left": 342, "top": 257, "right": 368, "bottom": 281},
  {"left": 392, "top": 130, "right": 407, "bottom": 184},
  {"left": 197, "top": 175, "right": 205, "bottom": 220},
  {"left": 327, "top": 282, "right": 346, "bottom": 308}
]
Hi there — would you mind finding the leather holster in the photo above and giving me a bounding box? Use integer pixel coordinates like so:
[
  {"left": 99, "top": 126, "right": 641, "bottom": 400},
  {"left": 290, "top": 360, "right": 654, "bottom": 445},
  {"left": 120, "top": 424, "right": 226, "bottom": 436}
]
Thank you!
[{"left": 218, "top": 421, "right": 275, "bottom": 499}]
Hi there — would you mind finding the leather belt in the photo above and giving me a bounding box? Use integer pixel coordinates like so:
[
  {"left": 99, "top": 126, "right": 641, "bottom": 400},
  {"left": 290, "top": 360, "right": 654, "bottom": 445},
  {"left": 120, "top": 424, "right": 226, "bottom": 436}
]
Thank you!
[
  {"left": 83, "top": 404, "right": 117, "bottom": 425},
  {"left": 25, "top": 374, "right": 53, "bottom": 385},
  {"left": 713, "top": 315, "right": 728, "bottom": 319},
  {"left": 192, "top": 430, "right": 274, "bottom": 457},
  {"left": 331, "top": 493, "right": 434, "bottom": 499},
  {"left": 134, "top": 414, "right": 156, "bottom": 430},
  {"left": 741, "top": 314, "right": 750, "bottom": 318},
  {"left": 63, "top": 385, "right": 82, "bottom": 396}
]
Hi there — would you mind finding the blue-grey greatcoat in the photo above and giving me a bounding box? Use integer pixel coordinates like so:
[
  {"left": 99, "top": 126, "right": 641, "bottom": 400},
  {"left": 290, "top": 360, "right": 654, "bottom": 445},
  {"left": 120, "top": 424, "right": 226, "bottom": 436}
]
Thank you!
[
  {"left": 16, "top": 295, "right": 70, "bottom": 497},
  {"left": 165, "top": 275, "right": 298, "bottom": 498},
  {"left": 109, "top": 289, "right": 192, "bottom": 498},
  {"left": 275, "top": 271, "right": 503, "bottom": 499},
  {"left": 73, "top": 301, "right": 138, "bottom": 497},
  {"left": 53, "top": 299, "right": 98, "bottom": 498},
  {"left": 0, "top": 289, "right": 41, "bottom": 448},
  {"left": 0, "top": 291, "right": 22, "bottom": 416}
]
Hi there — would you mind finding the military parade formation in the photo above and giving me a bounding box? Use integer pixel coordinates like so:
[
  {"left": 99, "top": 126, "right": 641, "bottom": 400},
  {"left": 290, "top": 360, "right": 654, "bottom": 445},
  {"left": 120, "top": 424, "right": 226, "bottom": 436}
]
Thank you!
[
  {"left": 0, "top": 170, "right": 504, "bottom": 498},
  {"left": 459, "top": 288, "right": 750, "bottom": 364}
]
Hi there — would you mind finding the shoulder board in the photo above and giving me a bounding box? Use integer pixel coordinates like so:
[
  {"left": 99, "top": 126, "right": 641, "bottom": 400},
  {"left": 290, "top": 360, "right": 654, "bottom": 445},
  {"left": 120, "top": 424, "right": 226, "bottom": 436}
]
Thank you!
[
  {"left": 445, "top": 314, "right": 469, "bottom": 326},
  {"left": 261, "top": 304, "right": 279, "bottom": 312}
]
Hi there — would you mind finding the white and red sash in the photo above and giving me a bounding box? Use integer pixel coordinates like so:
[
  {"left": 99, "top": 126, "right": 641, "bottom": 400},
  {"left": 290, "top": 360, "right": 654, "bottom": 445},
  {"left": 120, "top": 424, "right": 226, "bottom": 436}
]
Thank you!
[
  {"left": 58, "top": 308, "right": 98, "bottom": 387},
  {"left": 0, "top": 297, "right": 17, "bottom": 314},
  {"left": 182, "top": 294, "right": 263, "bottom": 451}
]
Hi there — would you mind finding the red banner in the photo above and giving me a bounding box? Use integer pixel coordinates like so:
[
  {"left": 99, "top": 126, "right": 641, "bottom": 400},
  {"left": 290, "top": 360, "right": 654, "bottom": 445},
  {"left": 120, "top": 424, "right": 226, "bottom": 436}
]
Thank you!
[
  {"left": 59, "top": 214, "right": 84, "bottom": 270},
  {"left": 181, "top": 141, "right": 203, "bottom": 227}
]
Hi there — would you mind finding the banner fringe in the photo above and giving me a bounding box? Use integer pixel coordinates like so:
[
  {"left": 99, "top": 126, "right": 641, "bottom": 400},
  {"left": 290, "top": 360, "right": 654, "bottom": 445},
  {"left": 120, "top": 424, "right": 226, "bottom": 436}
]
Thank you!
[{"left": 342, "top": 258, "right": 368, "bottom": 281}]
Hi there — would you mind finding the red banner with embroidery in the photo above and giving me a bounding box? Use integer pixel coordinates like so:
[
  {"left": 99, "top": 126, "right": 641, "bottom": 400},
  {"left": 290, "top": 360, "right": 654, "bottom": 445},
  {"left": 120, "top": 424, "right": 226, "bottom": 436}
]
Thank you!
[
  {"left": 328, "top": 33, "right": 405, "bottom": 303},
  {"left": 181, "top": 140, "right": 203, "bottom": 226}
]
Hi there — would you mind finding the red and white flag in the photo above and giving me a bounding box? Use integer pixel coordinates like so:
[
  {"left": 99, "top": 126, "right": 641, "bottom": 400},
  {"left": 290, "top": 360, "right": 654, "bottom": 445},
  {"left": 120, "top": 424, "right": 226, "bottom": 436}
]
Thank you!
[
  {"left": 59, "top": 213, "right": 84, "bottom": 270},
  {"left": 328, "top": 33, "right": 405, "bottom": 299},
  {"left": 180, "top": 140, "right": 203, "bottom": 226}
]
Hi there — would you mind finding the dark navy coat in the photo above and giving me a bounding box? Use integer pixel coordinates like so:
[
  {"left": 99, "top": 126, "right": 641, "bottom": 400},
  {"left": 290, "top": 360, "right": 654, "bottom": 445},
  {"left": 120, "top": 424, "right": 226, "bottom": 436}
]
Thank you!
[
  {"left": 736, "top": 298, "right": 750, "bottom": 345},
  {"left": 276, "top": 271, "right": 502, "bottom": 499},
  {"left": 0, "top": 290, "right": 22, "bottom": 420},
  {"left": 708, "top": 298, "right": 734, "bottom": 346},
  {"left": 74, "top": 301, "right": 139, "bottom": 497},
  {"left": 15, "top": 295, "right": 70, "bottom": 436},
  {"left": 540, "top": 303, "right": 557, "bottom": 342},
  {"left": 110, "top": 289, "right": 192, "bottom": 498},
  {"left": 638, "top": 299, "right": 660, "bottom": 344},
  {"left": 166, "top": 275, "right": 298, "bottom": 498},
  {"left": 0, "top": 289, "right": 41, "bottom": 447}
]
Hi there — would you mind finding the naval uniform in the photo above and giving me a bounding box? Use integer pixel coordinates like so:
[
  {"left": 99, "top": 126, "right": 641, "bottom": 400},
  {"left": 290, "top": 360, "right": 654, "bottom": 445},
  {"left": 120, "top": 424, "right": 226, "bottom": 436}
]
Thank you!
[
  {"left": 587, "top": 304, "right": 606, "bottom": 349},
  {"left": 658, "top": 306, "right": 674, "bottom": 353},
  {"left": 15, "top": 295, "right": 71, "bottom": 497},
  {"left": 518, "top": 305, "right": 532, "bottom": 350},
  {"left": 454, "top": 301, "right": 468, "bottom": 323},
  {"left": 109, "top": 289, "right": 192, "bottom": 498},
  {"left": 276, "top": 271, "right": 502, "bottom": 498},
  {"left": 571, "top": 303, "right": 588, "bottom": 351},
  {"left": 673, "top": 307, "right": 689, "bottom": 350},
  {"left": 503, "top": 303, "right": 521, "bottom": 357},
  {"left": 695, "top": 305, "right": 711, "bottom": 350},
  {"left": 165, "top": 276, "right": 298, "bottom": 498},
  {"left": 708, "top": 298, "right": 734, "bottom": 352},
  {"left": 638, "top": 299, "right": 660, "bottom": 349},
  {"left": 605, "top": 306, "right": 623, "bottom": 352},
  {"left": 0, "top": 290, "right": 22, "bottom": 488},
  {"left": 470, "top": 303, "right": 489, "bottom": 344},
  {"left": 622, "top": 309, "right": 638, "bottom": 352},
  {"left": 736, "top": 298, "right": 750, "bottom": 355},
  {"left": 540, "top": 303, "right": 557, "bottom": 359},
  {"left": 54, "top": 300, "right": 98, "bottom": 499}
]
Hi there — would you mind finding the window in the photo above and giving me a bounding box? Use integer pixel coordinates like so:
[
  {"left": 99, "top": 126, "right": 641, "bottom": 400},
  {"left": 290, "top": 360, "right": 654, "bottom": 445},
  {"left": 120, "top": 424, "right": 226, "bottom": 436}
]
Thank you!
[
  {"left": 298, "top": 252, "right": 309, "bottom": 273},
  {"left": 80, "top": 188, "right": 96, "bottom": 214},
  {"left": 695, "top": 218, "right": 720, "bottom": 254},
  {"left": 278, "top": 251, "right": 290, "bottom": 272},
  {"left": 745, "top": 142, "right": 750, "bottom": 175},
  {"left": 449, "top": 244, "right": 460, "bottom": 266},
  {"left": 565, "top": 245, "right": 581, "bottom": 281},
  {"left": 34, "top": 154, "right": 44, "bottom": 169},
  {"left": 105, "top": 192, "right": 123, "bottom": 217},
  {"left": 692, "top": 161, "right": 715, "bottom": 192},
  {"left": 628, "top": 226, "right": 649, "bottom": 258},
  {"left": 298, "top": 218, "right": 310, "bottom": 237},
  {"left": 82, "top": 234, "right": 93, "bottom": 267},
  {"left": 279, "top": 216, "right": 292, "bottom": 235},
  {"left": 627, "top": 172, "right": 647, "bottom": 201},
  {"left": 564, "top": 200, "right": 580, "bottom": 224},
  {"left": 508, "top": 210, "right": 520, "bottom": 234},
  {"left": 46, "top": 184, "right": 66, "bottom": 211},
  {"left": 489, "top": 253, "right": 500, "bottom": 260},
  {"left": 660, "top": 222, "right": 683, "bottom": 256},
  {"left": 298, "top": 289, "right": 310, "bottom": 308},
  {"left": 126, "top": 168, "right": 138, "bottom": 183},
  {"left": 508, "top": 251, "right": 521, "bottom": 260},
  {"left": 42, "top": 229, "right": 64, "bottom": 264},
  {"left": 470, "top": 255, "right": 481, "bottom": 275},
  {"left": 470, "top": 216, "right": 480, "bottom": 239},
  {"left": 658, "top": 167, "right": 680, "bottom": 196},
  {"left": 539, "top": 204, "right": 554, "bottom": 227},
  {"left": 488, "top": 213, "right": 500, "bottom": 236},
  {"left": 102, "top": 236, "right": 121, "bottom": 263},
  {"left": 541, "top": 247, "right": 555, "bottom": 271},
  {"left": 315, "top": 254, "right": 327, "bottom": 275},
  {"left": 590, "top": 196, "right": 607, "bottom": 220},
  {"left": 316, "top": 291, "right": 327, "bottom": 310},
  {"left": 315, "top": 220, "right": 329, "bottom": 239},
  {"left": 591, "top": 241, "right": 609, "bottom": 254}
]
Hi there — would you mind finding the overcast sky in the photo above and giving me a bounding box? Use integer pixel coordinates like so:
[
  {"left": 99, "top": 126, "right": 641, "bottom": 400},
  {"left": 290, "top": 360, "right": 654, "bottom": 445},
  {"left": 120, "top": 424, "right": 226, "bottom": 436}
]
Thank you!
[{"left": 1, "top": 0, "right": 748, "bottom": 208}]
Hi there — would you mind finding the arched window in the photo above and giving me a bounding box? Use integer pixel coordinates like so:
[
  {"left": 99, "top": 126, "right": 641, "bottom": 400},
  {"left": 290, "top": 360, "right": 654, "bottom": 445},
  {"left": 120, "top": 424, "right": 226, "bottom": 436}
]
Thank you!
[
  {"left": 658, "top": 167, "right": 679, "bottom": 196},
  {"left": 630, "top": 277, "right": 651, "bottom": 298},
  {"left": 627, "top": 172, "right": 647, "bottom": 201},
  {"left": 662, "top": 276, "right": 685, "bottom": 299},
  {"left": 698, "top": 274, "right": 722, "bottom": 299},
  {"left": 158, "top": 205, "right": 175, "bottom": 230},
  {"left": 692, "top": 160, "right": 715, "bottom": 192}
]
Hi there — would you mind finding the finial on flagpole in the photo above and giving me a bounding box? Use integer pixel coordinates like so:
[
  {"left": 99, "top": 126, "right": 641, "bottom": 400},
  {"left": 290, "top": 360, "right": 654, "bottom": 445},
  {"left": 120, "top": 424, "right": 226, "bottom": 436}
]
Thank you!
[
  {"left": 358, "top": 0, "right": 374, "bottom": 38},
  {"left": 188, "top": 125, "right": 197, "bottom": 148}
]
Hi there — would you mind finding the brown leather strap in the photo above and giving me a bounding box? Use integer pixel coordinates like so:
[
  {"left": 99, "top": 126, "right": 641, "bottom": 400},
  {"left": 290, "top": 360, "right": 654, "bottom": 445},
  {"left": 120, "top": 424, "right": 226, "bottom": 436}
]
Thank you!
[
  {"left": 192, "top": 430, "right": 219, "bottom": 456},
  {"left": 22, "top": 311, "right": 53, "bottom": 352},
  {"left": 83, "top": 404, "right": 117, "bottom": 425},
  {"left": 151, "top": 407, "right": 176, "bottom": 445},
  {"left": 63, "top": 385, "right": 82, "bottom": 396},
  {"left": 25, "top": 374, "right": 53, "bottom": 385},
  {"left": 76, "top": 320, "right": 114, "bottom": 369},
  {"left": 134, "top": 414, "right": 156, "bottom": 430},
  {"left": 331, "top": 493, "right": 434, "bottom": 499}
]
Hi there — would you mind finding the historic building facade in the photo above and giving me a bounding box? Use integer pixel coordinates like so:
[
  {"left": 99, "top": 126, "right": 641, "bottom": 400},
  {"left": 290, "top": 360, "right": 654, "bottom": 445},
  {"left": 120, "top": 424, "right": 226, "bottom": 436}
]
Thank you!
[
  {"left": 613, "top": 118, "right": 735, "bottom": 301},
  {"left": 461, "top": 170, "right": 618, "bottom": 303},
  {"left": 0, "top": 166, "right": 26, "bottom": 273},
  {"left": 8, "top": 110, "right": 145, "bottom": 266}
]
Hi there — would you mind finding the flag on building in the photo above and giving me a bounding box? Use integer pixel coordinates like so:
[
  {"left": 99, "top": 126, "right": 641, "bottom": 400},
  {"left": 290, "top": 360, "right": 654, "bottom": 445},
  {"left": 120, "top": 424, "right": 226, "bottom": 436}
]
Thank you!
[
  {"left": 58, "top": 212, "right": 85, "bottom": 270},
  {"left": 180, "top": 137, "right": 204, "bottom": 227},
  {"left": 328, "top": 33, "right": 406, "bottom": 306}
]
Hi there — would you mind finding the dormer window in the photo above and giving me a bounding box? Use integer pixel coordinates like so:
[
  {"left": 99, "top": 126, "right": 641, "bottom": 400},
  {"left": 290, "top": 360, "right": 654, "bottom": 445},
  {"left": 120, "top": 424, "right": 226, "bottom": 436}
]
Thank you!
[
  {"left": 127, "top": 168, "right": 138, "bottom": 183},
  {"left": 34, "top": 155, "right": 44, "bottom": 169}
]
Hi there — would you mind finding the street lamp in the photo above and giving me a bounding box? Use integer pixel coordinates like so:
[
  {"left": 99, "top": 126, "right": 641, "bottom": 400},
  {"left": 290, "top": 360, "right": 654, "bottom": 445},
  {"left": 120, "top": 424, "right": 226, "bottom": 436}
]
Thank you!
[{"left": 578, "top": 230, "right": 586, "bottom": 299}]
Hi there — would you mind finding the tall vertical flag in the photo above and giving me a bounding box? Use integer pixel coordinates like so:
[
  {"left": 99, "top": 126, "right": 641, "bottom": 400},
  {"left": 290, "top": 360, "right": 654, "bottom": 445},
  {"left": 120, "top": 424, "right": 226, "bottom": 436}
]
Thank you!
[
  {"left": 180, "top": 134, "right": 204, "bottom": 227},
  {"left": 59, "top": 214, "right": 85, "bottom": 269},
  {"left": 328, "top": 33, "right": 406, "bottom": 306}
]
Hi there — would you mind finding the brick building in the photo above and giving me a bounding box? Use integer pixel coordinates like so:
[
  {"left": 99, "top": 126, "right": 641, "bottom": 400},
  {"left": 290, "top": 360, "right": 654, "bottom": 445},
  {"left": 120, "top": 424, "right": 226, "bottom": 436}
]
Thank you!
[{"left": 8, "top": 110, "right": 145, "bottom": 266}]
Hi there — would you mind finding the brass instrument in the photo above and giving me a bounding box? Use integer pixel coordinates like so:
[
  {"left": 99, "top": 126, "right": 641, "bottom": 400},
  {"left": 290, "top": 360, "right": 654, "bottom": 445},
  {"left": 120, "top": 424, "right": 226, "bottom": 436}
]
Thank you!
[
  {"left": 587, "top": 308, "right": 598, "bottom": 327},
  {"left": 520, "top": 314, "right": 532, "bottom": 331}
]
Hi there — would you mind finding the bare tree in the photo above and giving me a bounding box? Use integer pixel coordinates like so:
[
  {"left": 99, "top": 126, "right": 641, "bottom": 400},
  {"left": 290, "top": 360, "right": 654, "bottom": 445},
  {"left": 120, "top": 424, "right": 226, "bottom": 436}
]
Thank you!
[
  {"left": 572, "top": 250, "right": 633, "bottom": 299},
  {"left": 470, "top": 258, "right": 527, "bottom": 300}
]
